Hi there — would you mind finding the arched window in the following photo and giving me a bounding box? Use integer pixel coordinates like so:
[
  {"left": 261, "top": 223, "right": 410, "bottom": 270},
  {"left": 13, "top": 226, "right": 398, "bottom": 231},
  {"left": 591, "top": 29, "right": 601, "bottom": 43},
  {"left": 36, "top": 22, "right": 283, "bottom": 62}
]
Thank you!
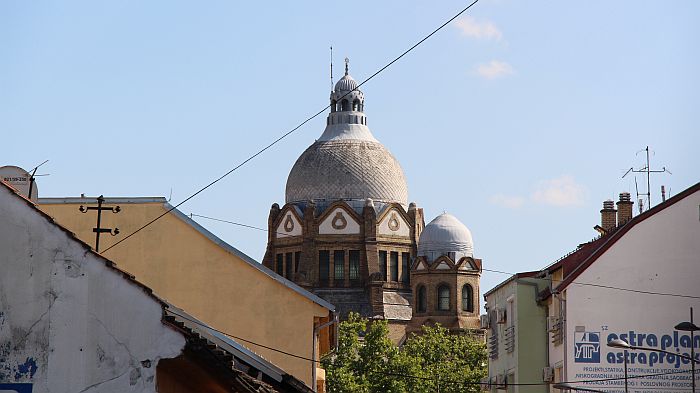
[
  {"left": 462, "top": 284, "right": 474, "bottom": 312},
  {"left": 352, "top": 99, "right": 360, "bottom": 111},
  {"left": 438, "top": 285, "right": 450, "bottom": 311},
  {"left": 331, "top": 100, "right": 337, "bottom": 112},
  {"left": 341, "top": 99, "right": 349, "bottom": 111},
  {"left": 417, "top": 286, "right": 427, "bottom": 313}
]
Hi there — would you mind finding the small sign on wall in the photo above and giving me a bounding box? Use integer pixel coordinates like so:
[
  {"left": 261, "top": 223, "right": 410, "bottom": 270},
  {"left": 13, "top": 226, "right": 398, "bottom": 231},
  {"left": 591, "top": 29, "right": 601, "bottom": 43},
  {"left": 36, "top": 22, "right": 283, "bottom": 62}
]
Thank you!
[{"left": 0, "top": 384, "right": 33, "bottom": 393}]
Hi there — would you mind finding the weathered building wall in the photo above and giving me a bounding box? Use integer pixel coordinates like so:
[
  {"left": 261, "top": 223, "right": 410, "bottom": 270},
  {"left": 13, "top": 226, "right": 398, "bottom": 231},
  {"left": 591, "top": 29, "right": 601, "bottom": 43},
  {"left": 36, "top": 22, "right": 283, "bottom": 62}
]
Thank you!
[
  {"left": 0, "top": 186, "right": 185, "bottom": 392},
  {"left": 39, "top": 198, "right": 333, "bottom": 388}
]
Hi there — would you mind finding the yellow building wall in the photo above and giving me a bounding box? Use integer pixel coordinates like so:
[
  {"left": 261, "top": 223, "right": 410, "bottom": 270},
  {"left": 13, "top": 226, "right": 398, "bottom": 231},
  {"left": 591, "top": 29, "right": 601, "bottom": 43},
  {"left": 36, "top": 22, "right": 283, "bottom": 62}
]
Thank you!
[{"left": 40, "top": 200, "right": 332, "bottom": 387}]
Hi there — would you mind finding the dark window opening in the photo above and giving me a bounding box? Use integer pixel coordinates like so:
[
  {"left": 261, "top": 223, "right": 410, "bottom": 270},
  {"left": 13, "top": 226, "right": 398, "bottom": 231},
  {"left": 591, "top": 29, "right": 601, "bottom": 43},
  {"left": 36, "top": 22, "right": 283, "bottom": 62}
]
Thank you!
[
  {"left": 390, "top": 251, "right": 399, "bottom": 282},
  {"left": 352, "top": 99, "right": 360, "bottom": 111},
  {"left": 294, "top": 251, "right": 301, "bottom": 274},
  {"left": 341, "top": 99, "right": 349, "bottom": 111},
  {"left": 462, "top": 284, "right": 474, "bottom": 312},
  {"left": 276, "top": 254, "right": 284, "bottom": 275},
  {"left": 334, "top": 250, "right": 345, "bottom": 281},
  {"left": 285, "top": 252, "right": 293, "bottom": 279},
  {"left": 438, "top": 285, "right": 450, "bottom": 311},
  {"left": 401, "top": 253, "right": 410, "bottom": 284},
  {"left": 319, "top": 251, "right": 330, "bottom": 282},
  {"left": 379, "top": 251, "right": 387, "bottom": 281},
  {"left": 417, "top": 286, "right": 426, "bottom": 313},
  {"left": 349, "top": 250, "right": 360, "bottom": 280}
]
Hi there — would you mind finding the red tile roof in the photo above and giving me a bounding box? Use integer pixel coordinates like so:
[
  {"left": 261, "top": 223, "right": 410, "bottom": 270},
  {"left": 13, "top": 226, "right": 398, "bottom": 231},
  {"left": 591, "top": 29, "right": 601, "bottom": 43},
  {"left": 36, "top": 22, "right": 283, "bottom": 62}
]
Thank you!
[{"left": 539, "top": 181, "right": 700, "bottom": 300}]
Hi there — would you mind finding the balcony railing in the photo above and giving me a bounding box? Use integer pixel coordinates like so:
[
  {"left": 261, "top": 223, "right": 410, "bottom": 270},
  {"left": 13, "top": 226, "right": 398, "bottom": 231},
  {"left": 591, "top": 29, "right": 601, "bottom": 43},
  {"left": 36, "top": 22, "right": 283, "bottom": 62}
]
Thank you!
[{"left": 504, "top": 326, "right": 515, "bottom": 353}]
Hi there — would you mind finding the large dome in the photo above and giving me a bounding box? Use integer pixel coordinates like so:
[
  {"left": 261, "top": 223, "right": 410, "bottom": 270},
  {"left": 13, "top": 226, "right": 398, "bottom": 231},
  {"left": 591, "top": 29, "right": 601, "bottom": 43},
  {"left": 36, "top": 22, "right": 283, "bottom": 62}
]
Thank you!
[
  {"left": 285, "top": 67, "right": 408, "bottom": 207},
  {"left": 285, "top": 129, "right": 408, "bottom": 206},
  {"left": 418, "top": 213, "right": 474, "bottom": 260}
]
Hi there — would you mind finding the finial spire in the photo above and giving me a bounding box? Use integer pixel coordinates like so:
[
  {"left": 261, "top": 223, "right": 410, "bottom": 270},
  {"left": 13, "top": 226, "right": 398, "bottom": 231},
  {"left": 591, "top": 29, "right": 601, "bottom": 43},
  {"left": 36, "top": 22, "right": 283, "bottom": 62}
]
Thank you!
[
  {"left": 344, "top": 57, "right": 349, "bottom": 75},
  {"left": 330, "top": 46, "right": 334, "bottom": 90}
]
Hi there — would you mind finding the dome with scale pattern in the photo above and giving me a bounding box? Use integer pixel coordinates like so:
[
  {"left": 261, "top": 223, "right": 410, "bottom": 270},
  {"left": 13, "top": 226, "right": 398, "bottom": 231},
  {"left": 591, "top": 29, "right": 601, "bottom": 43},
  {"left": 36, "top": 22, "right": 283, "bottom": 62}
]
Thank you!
[{"left": 285, "top": 68, "right": 408, "bottom": 207}]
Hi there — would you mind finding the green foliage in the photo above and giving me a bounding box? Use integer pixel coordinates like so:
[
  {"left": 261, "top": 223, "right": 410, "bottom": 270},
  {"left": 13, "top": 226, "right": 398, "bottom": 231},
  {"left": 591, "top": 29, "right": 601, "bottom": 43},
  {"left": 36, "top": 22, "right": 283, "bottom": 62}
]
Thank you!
[{"left": 322, "top": 313, "right": 487, "bottom": 393}]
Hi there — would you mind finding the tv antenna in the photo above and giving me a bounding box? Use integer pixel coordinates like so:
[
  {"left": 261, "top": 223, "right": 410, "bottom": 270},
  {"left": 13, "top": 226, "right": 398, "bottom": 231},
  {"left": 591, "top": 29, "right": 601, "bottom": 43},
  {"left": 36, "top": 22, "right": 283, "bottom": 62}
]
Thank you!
[
  {"left": 27, "top": 159, "right": 49, "bottom": 200},
  {"left": 622, "top": 146, "right": 671, "bottom": 211}
]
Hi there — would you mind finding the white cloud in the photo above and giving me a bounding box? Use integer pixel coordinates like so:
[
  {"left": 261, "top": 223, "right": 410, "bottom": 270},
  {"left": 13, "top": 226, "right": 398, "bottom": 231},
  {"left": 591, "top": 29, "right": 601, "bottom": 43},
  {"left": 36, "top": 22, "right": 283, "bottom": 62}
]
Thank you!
[
  {"left": 489, "top": 194, "right": 525, "bottom": 209},
  {"left": 454, "top": 16, "right": 503, "bottom": 41},
  {"left": 531, "top": 175, "right": 587, "bottom": 207},
  {"left": 475, "top": 60, "right": 514, "bottom": 79}
]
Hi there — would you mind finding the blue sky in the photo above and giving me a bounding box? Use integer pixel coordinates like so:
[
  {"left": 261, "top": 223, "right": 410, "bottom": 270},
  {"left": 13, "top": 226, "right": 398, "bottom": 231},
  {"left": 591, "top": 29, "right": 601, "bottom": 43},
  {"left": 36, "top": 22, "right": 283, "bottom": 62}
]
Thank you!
[{"left": 2, "top": 1, "right": 698, "bottom": 294}]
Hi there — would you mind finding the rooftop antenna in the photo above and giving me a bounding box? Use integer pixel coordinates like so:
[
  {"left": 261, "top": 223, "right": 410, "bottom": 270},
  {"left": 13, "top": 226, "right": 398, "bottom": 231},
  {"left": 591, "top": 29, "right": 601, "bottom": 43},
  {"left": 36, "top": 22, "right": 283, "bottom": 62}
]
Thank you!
[
  {"left": 27, "top": 159, "right": 49, "bottom": 200},
  {"left": 330, "top": 46, "right": 334, "bottom": 91},
  {"left": 622, "top": 146, "right": 670, "bottom": 211}
]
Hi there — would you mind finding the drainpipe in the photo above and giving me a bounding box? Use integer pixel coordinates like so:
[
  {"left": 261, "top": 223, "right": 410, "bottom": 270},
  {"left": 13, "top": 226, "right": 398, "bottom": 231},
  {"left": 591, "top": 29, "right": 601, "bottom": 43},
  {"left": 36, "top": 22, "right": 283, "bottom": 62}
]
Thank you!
[{"left": 312, "top": 313, "right": 338, "bottom": 392}]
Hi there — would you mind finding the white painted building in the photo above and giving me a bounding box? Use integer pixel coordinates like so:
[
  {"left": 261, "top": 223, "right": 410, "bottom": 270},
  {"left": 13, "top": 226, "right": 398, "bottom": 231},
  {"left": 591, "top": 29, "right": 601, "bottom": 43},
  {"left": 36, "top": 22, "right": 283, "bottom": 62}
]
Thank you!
[
  {"left": 0, "top": 181, "right": 185, "bottom": 391},
  {"left": 543, "top": 183, "right": 700, "bottom": 392}
]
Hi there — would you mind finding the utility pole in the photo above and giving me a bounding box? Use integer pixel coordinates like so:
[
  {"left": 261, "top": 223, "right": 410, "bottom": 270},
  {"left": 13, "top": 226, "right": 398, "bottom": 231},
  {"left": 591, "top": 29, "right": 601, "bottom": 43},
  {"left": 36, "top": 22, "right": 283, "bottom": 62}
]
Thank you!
[{"left": 79, "top": 195, "right": 120, "bottom": 252}]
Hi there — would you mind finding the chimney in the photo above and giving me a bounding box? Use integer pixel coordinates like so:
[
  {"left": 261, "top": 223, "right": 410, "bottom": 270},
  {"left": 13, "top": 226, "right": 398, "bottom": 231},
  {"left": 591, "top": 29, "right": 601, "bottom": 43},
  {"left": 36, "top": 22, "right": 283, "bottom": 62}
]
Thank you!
[
  {"left": 617, "top": 192, "right": 634, "bottom": 225},
  {"left": 600, "top": 200, "right": 617, "bottom": 232}
]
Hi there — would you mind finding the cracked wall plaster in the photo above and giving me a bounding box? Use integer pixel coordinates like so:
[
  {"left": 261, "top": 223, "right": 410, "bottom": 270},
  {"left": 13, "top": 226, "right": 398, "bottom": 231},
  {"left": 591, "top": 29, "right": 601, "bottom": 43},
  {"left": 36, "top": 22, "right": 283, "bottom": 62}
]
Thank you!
[{"left": 0, "top": 186, "right": 185, "bottom": 392}]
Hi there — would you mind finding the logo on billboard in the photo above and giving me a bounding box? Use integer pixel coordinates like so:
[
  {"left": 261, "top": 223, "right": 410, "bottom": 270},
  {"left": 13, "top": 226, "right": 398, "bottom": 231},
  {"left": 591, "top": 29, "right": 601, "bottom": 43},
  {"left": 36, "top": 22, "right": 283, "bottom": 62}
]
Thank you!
[{"left": 574, "top": 331, "right": 600, "bottom": 363}]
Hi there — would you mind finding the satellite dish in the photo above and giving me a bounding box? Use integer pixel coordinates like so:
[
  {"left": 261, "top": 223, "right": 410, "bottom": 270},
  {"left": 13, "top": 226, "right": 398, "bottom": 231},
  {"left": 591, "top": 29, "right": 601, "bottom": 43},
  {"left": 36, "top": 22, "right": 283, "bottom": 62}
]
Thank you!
[{"left": 0, "top": 165, "right": 38, "bottom": 201}]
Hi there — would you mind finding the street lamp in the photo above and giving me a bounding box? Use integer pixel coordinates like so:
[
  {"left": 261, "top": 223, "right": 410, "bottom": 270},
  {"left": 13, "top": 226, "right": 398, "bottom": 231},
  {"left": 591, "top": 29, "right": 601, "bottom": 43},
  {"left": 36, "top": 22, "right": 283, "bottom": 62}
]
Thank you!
[
  {"left": 606, "top": 339, "right": 629, "bottom": 393},
  {"left": 675, "top": 307, "right": 699, "bottom": 393},
  {"left": 552, "top": 382, "right": 608, "bottom": 392}
]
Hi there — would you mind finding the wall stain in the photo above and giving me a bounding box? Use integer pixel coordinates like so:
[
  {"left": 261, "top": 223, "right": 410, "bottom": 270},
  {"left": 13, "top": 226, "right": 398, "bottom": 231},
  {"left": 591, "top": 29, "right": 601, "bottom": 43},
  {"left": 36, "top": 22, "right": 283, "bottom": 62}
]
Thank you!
[{"left": 14, "top": 357, "right": 38, "bottom": 380}]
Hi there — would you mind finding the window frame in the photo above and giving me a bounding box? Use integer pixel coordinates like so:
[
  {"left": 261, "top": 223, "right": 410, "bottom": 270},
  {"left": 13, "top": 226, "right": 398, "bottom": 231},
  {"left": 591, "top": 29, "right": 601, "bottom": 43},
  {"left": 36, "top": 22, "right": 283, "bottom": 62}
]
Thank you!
[
  {"left": 417, "top": 285, "right": 427, "bottom": 313},
  {"left": 437, "top": 284, "right": 451, "bottom": 311},
  {"left": 462, "top": 283, "right": 474, "bottom": 312}
]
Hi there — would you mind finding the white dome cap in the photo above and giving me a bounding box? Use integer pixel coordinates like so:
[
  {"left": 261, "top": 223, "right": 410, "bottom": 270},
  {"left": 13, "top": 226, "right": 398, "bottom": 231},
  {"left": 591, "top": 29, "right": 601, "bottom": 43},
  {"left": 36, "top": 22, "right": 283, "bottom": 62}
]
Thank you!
[
  {"left": 335, "top": 74, "right": 358, "bottom": 92},
  {"left": 418, "top": 213, "right": 473, "bottom": 261}
]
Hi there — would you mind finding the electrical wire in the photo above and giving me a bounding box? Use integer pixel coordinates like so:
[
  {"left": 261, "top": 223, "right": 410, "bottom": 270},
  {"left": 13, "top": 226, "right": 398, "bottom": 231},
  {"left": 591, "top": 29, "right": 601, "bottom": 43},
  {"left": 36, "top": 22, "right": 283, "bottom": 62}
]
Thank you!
[
  {"left": 166, "top": 308, "right": 697, "bottom": 388},
  {"left": 99, "top": 0, "right": 481, "bottom": 255},
  {"left": 188, "top": 213, "right": 700, "bottom": 300}
]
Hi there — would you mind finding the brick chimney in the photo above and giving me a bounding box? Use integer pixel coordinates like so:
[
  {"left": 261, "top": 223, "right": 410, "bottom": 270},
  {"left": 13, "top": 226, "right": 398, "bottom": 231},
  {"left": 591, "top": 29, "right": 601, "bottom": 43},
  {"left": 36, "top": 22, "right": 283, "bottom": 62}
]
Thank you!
[
  {"left": 600, "top": 200, "right": 617, "bottom": 232},
  {"left": 616, "top": 192, "right": 634, "bottom": 225}
]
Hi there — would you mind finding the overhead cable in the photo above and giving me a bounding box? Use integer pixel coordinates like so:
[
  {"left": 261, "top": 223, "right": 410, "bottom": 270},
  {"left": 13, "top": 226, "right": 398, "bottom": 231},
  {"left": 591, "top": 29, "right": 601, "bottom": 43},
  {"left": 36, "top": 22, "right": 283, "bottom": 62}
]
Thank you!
[{"left": 99, "top": 0, "right": 482, "bottom": 254}]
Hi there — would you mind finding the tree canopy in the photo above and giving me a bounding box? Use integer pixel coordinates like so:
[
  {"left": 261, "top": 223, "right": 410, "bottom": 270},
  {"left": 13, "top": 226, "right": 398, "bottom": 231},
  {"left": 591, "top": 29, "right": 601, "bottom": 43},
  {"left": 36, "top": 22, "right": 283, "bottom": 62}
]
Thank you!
[{"left": 322, "top": 313, "right": 487, "bottom": 393}]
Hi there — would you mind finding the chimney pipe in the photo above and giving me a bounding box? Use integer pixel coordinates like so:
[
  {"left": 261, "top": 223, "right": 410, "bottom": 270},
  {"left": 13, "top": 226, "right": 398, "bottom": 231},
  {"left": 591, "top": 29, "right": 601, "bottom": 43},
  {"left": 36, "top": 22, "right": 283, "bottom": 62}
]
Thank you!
[
  {"left": 600, "top": 199, "right": 617, "bottom": 232},
  {"left": 617, "top": 192, "right": 634, "bottom": 225}
]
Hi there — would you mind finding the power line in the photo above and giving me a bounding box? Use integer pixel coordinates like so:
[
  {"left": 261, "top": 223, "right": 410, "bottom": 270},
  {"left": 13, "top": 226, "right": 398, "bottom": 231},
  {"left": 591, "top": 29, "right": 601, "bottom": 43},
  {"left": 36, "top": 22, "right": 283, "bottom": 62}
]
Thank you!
[
  {"left": 166, "top": 308, "right": 696, "bottom": 388},
  {"left": 188, "top": 213, "right": 700, "bottom": 300},
  {"left": 99, "top": 0, "right": 482, "bottom": 255}
]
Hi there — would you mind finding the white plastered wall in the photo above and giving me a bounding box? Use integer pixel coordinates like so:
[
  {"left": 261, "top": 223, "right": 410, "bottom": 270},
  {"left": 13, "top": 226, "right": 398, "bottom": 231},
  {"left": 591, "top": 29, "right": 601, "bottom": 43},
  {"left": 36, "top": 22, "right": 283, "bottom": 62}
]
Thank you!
[
  {"left": 377, "top": 208, "right": 410, "bottom": 237},
  {"left": 318, "top": 207, "right": 360, "bottom": 235},
  {"left": 0, "top": 186, "right": 185, "bottom": 393},
  {"left": 562, "top": 189, "right": 700, "bottom": 392},
  {"left": 275, "top": 211, "right": 302, "bottom": 238}
]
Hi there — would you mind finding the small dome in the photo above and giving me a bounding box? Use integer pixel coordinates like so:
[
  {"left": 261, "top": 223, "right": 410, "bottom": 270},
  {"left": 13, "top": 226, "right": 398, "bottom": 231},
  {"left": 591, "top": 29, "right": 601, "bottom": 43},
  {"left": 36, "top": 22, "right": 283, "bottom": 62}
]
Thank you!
[
  {"left": 335, "top": 74, "right": 358, "bottom": 92},
  {"left": 418, "top": 213, "right": 473, "bottom": 260}
]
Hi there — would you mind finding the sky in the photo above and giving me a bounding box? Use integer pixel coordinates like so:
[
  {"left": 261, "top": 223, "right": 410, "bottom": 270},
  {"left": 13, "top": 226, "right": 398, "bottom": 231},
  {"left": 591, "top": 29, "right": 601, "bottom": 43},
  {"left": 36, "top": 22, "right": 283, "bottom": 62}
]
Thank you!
[{"left": 1, "top": 1, "right": 698, "bottom": 295}]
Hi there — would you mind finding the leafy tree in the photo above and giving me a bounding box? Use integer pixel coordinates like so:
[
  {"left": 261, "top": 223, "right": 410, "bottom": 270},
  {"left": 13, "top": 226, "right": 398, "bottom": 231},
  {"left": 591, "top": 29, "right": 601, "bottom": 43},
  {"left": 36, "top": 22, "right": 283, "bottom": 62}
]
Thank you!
[{"left": 322, "top": 313, "right": 487, "bottom": 393}]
